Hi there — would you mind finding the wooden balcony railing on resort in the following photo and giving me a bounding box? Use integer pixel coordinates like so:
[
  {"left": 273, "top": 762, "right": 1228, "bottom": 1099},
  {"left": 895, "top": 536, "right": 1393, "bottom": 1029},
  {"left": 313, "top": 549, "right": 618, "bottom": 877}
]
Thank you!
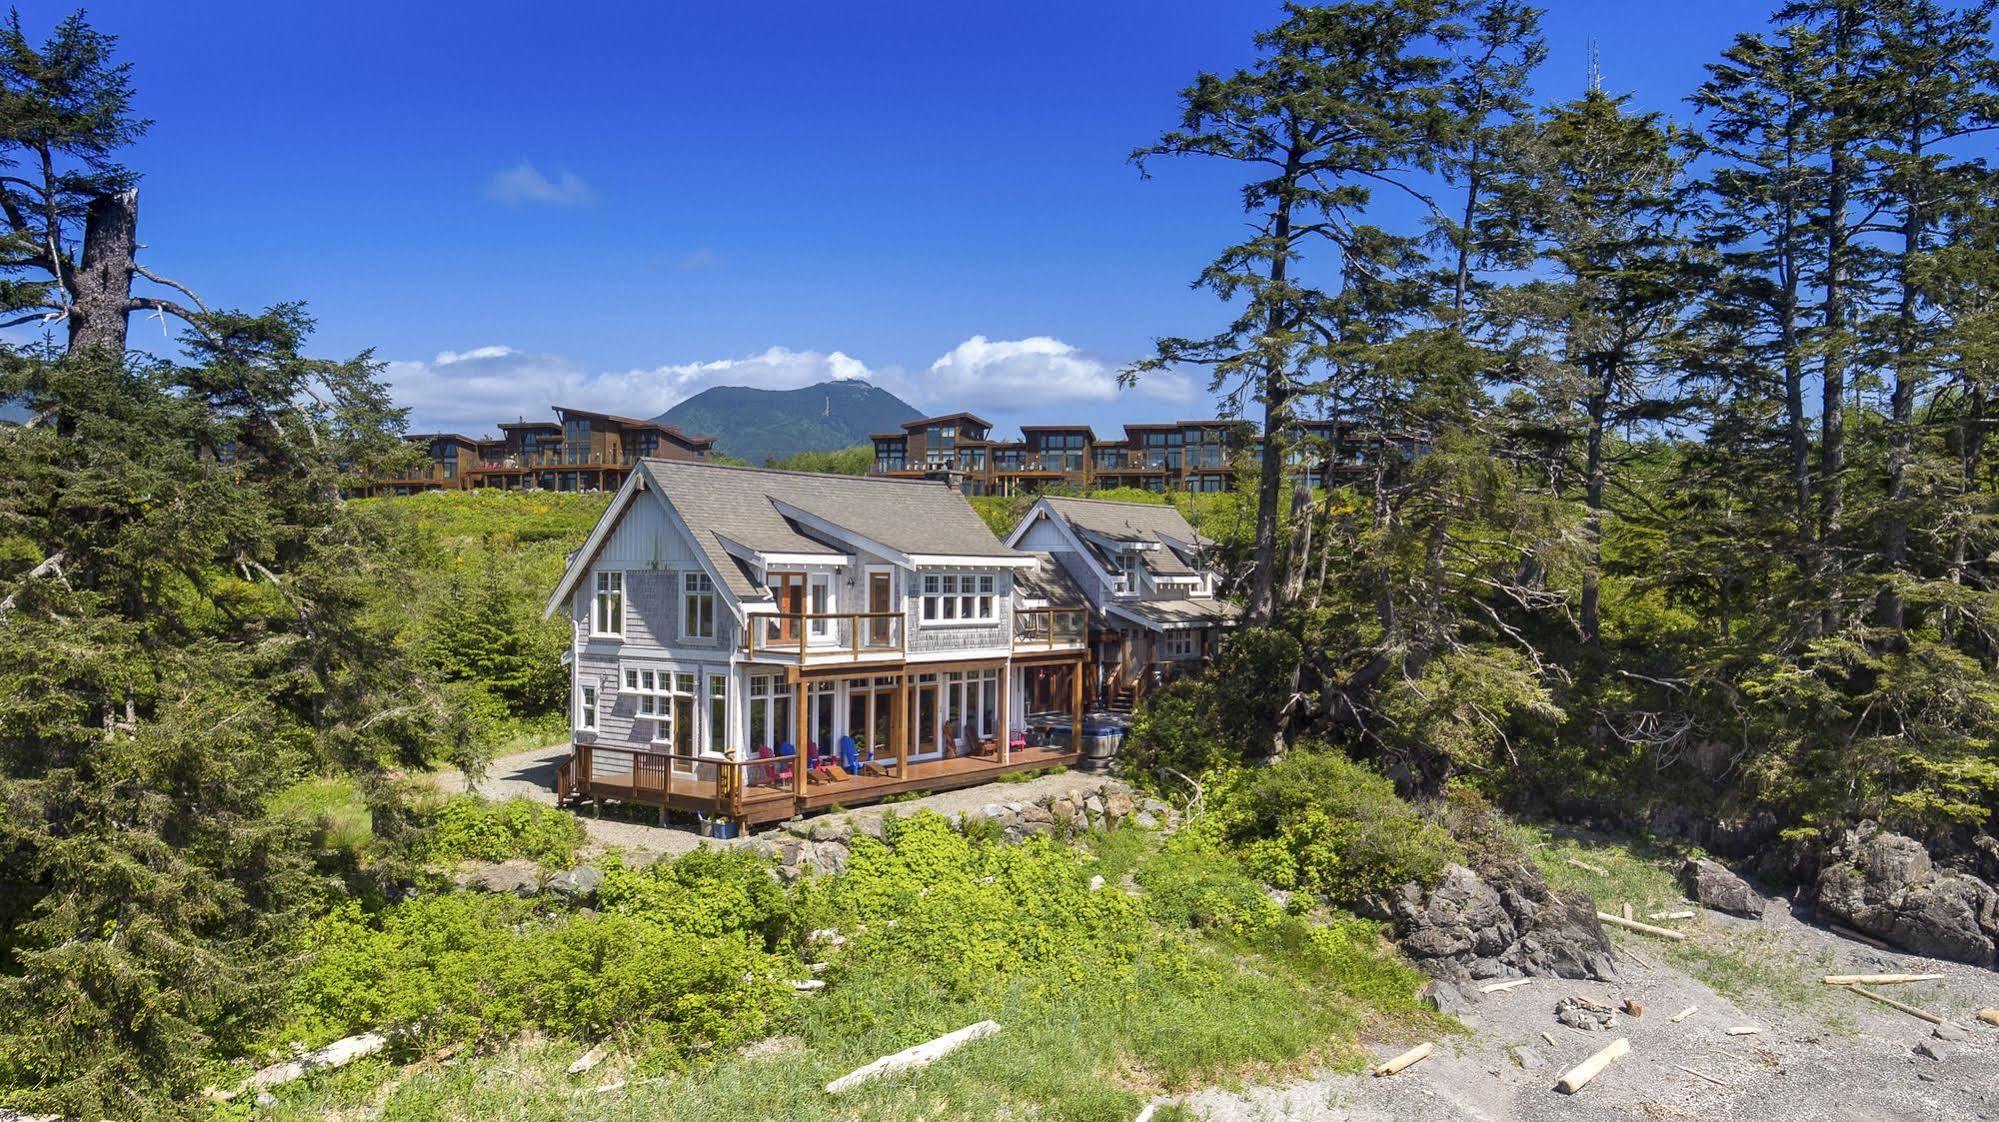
[
  {"left": 744, "top": 610, "right": 906, "bottom": 662},
  {"left": 1013, "top": 606, "right": 1087, "bottom": 650}
]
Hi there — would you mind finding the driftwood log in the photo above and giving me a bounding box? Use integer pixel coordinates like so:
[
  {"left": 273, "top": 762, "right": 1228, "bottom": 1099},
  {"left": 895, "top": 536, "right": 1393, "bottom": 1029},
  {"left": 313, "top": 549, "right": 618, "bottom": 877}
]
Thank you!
[
  {"left": 825, "top": 1021, "right": 1001, "bottom": 1094},
  {"left": 1597, "top": 912, "right": 1687, "bottom": 941},
  {"left": 1372, "top": 1042, "right": 1434, "bottom": 1077},
  {"left": 1555, "top": 1037, "right": 1629, "bottom": 1094}
]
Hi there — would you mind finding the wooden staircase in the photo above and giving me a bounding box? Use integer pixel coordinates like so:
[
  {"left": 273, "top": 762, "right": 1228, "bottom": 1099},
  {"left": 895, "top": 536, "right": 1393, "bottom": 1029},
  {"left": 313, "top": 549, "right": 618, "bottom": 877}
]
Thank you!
[{"left": 1106, "top": 686, "right": 1136, "bottom": 716}]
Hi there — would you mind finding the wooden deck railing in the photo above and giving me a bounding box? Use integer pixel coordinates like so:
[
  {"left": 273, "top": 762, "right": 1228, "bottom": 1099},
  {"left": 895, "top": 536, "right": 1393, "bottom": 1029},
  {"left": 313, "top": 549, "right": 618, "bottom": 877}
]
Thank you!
[
  {"left": 744, "top": 611, "right": 906, "bottom": 662},
  {"left": 1013, "top": 606, "right": 1088, "bottom": 650}
]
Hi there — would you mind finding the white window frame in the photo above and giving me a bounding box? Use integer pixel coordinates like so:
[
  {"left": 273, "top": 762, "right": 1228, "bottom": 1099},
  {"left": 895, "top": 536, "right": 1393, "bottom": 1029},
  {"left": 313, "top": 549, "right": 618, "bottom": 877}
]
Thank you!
[
  {"left": 807, "top": 573, "right": 835, "bottom": 643},
  {"left": 919, "top": 571, "right": 997, "bottom": 626},
  {"left": 577, "top": 683, "right": 598, "bottom": 732},
  {"left": 680, "top": 570, "right": 717, "bottom": 642},
  {"left": 1162, "top": 632, "right": 1197, "bottom": 660},
  {"left": 623, "top": 667, "right": 695, "bottom": 750},
  {"left": 592, "top": 570, "right": 624, "bottom": 637}
]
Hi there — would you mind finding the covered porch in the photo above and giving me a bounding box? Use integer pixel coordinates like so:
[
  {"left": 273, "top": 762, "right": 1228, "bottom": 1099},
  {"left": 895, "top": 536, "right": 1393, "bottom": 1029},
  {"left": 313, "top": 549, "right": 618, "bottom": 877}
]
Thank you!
[{"left": 556, "top": 653, "right": 1089, "bottom": 829}]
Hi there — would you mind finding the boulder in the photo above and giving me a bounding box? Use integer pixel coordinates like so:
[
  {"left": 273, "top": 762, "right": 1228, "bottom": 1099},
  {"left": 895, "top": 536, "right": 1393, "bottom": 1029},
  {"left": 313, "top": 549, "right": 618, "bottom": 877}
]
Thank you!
[
  {"left": 1419, "top": 980, "right": 1478, "bottom": 1018},
  {"left": 545, "top": 865, "right": 604, "bottom": 904},
  {"left": 1815, "top": 824, "right": 1999, "bottom": 968},
  {"left": 808, "top": 817, "right": 853, "bottom": 844},
  {"left": 1679, "top": 857, "right": 1764, "bottom": 919},
  {"left": 462, "top": 859, "right": 540, "bottom": 897},
  {"left": 1366, "top": 861, "right": 1617, "bottom": 985}
]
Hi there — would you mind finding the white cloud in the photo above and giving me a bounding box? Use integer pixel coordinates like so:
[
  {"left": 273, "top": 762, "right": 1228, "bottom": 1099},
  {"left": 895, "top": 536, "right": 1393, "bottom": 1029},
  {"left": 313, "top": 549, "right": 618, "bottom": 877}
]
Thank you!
[
  {"left": 385, "top": 344, "right": 876, "bottom": 434},
  {"left": 484, "top": 161, "right": 595, "bottom": 206},
  {"left": 385, "top": 335, "right": 1203, "bottom": 436},
  {"left": 913, "top": 335, "right": 1197, "bottom": 409}
]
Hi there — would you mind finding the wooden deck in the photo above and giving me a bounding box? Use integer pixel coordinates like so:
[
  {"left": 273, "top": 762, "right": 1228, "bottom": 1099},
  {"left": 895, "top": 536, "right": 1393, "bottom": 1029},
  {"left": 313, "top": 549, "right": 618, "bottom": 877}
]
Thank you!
[{"left": 559, "top": 742, "right": 1083, "bottom": 828}]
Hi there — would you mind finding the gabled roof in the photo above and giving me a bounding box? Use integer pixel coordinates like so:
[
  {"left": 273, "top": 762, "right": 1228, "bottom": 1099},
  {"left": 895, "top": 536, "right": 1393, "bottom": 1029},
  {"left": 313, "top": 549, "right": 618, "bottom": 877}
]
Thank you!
[
  {"left": 1028, "top": 496, "right": 1209, "bottom": 579},
  {"left": 637, "top": 460, "right": 1029, "bottom": 604},
  {"left": 1015, "top": 551, "right": 1087, "bottom": 605},
  {"left": 1036, "top": 496, "right": 1205, "bottom": 548},
  {"left": 552, "top": 405, "right": 717, "bottom": 448},
  {"left": 902, "top": 411, "right": 993, "bottom": 431}
]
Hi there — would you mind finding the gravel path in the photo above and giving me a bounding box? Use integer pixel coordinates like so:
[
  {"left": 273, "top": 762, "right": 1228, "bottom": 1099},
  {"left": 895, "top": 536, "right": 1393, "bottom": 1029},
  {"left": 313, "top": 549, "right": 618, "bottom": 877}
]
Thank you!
[
  {"left": 1181, "top": 890, "right": 1999, "bottom": 1122},
  {"left": 432, "top": 741, "right": 1112, "bottom": 861}
]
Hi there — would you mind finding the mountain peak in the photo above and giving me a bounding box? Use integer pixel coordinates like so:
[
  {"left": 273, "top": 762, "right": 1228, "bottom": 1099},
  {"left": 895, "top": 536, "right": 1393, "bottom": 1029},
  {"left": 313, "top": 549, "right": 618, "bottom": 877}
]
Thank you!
[{"left": 657, "top": 380, "right": 919, "bottom": 465}]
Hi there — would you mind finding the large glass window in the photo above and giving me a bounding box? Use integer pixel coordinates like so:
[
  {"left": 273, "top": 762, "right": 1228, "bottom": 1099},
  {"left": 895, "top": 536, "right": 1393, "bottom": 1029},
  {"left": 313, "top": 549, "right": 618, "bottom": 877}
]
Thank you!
[
  {"left": 874, "top": 440, "right": 906, "bottom": 472},
  {"left": 748, "top": 674, "right": 795, "bottom": 752},
  {"left": 624, "top": 667, "right": 695, "bottom": 751},
  {"left": 920, "top": 573, "right": 996, "bottom": 623},
  {"left": 681, "top": 571, "right": 716, "bottom": 640},
  {"left": 593, "top": 571, "right": 623, "bottom": 635},
  {"left": 564, "top": 418, "right": 591, "bottom": 464}
]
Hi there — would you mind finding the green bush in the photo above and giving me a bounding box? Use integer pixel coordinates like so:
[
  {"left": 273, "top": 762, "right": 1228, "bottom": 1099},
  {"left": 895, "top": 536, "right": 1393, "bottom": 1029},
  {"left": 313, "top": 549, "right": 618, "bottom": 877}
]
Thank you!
[
  {"left": 274, "top": 849, "right": 804, "bottom": 1056},
  {"left": 1123, "top": 627, "right": 1305, "bottom": 782},
  {"left": 1202, "top": 746, "right": 1460, "bottom": 904},
  {"left": 422, "top": 795, "right": 584, "bottom": 866},
  {"left": 265, "top": 776, "right": 373, "bottom": 854}
]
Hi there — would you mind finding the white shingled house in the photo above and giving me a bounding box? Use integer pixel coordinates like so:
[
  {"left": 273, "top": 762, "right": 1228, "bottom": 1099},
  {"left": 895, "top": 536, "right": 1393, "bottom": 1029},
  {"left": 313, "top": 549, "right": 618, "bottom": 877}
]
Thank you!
[
  {"left": 543, "top": 459, "right": 1092, "bottom": 831},
  {"left": 1003, "top": 496, "right": 1239, "bottom": 710}
]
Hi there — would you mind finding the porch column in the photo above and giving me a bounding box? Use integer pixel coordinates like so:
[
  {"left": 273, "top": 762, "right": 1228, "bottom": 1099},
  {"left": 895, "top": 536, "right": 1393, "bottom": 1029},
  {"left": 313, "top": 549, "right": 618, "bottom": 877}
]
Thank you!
[
  {"left": 792, "top": 674, "right": 808, "bottom": 801},
  {"left": 896, "top": 671, "right": 910, "bottom": 778},
  {"left": 998, "top": 665, "right": 1011, "bottom": 766},
  {"left": 1070, "top": 657, "right": 1084, "bottom": 756}
]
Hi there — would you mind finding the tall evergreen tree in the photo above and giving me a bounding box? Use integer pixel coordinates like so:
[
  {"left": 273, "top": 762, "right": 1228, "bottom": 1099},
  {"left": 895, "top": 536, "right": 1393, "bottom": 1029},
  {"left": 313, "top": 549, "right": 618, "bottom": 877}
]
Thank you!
[
  {"left": 1128, "top": 0, "right": 1465, "bottom": 623},
  {"left": 1486, "top": 90, "right": 1702, "bottom": 643}
]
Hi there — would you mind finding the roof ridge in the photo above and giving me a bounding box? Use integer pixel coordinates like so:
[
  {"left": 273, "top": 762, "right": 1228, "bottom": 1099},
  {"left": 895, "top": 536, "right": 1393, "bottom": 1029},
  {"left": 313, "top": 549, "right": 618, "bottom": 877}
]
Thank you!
[{"left": 642, "top": 458, "right": 950, "bottom": 487}]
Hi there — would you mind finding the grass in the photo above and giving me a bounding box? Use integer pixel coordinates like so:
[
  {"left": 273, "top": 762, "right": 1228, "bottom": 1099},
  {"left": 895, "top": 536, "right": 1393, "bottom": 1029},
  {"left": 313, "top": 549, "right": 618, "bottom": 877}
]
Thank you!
[
  {"left": 247, "top": 824, "right": 1431, "bottom": 1122},
  {"left": 266, "top": 776, "right": 373, "bottom": 854},
  {"left": 1525, "top": 825, "right": 1851, "bottom": 1028}
]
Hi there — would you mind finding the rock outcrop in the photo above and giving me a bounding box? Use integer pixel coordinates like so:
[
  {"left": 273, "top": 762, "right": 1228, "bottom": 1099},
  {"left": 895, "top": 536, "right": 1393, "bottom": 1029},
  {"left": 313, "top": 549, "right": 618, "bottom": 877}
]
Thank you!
[
  {"left": 1815, "top": 824, "right": 1999, "bottom": 967},
  {"left": 1364, "top": 860, "right": 1617, "bottom": 984},
  {"left": 744, "top": 780, "right": 1175, "bottom": 882},
  {"left": 1678, "top": 857, "right": 1764, "bottom": 919}
]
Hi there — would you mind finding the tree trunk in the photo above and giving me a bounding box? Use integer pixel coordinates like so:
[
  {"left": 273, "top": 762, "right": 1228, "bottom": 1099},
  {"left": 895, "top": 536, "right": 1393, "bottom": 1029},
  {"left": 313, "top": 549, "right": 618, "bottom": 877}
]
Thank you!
[
  {"left": 1280, "top": 472, "right": 1313, "bottom": 607},
  {"left": 65, "top": 189, "right": 140, "bottom": 359},
  {"left": 1818, "top": 11, "right": 1855, "bottom": 635},
  {"left": 1880, "top": 122, "right": 1925, "bottom": 636},
  {"left": 1581, "top": 366, "right": 1610, "bottom": 645},
  {"left": 1247, "top": 169, "right": 1299, "bottom": 626}
]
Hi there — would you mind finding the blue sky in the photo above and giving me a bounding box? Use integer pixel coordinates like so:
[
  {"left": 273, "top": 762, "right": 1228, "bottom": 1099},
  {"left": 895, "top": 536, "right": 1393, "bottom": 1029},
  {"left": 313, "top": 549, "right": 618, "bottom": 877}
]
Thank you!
[{"left": 41, "top": 0, "right": 1757, "bottom": 438}]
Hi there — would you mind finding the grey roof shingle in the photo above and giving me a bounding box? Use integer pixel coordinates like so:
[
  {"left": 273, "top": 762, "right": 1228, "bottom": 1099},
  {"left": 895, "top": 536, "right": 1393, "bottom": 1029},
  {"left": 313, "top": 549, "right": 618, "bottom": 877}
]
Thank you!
[
  {"left": 642, "top": 460, "right": 1017, "bottom": 603},
  {"left": 1109, "top": 596, "right": 1241, "bottom": 629},
  {"left": 1015, "top": 552, "right": 1087, "bottom": 605},
  {"left": 1040, "top": 496, "right": 1204, "bottom": 577}
]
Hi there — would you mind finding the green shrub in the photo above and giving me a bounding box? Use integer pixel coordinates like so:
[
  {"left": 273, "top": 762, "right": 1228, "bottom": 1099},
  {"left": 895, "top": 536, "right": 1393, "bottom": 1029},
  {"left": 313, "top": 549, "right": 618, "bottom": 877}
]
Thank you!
[
  {"left": 1123, "top": 628, "right": 1304, "bottom": 782},
  {"left": 1203, "top": 746, "right": 1460, "bottom": 904},
  {"left": 266, "top": 776, "right": 373, "bottom": 854},
  {"left": 274, "top": 848, "right": 804, "bottom": 1056},
  {"left": 422, "top": 795, "right": 584, "bottom": 866}
]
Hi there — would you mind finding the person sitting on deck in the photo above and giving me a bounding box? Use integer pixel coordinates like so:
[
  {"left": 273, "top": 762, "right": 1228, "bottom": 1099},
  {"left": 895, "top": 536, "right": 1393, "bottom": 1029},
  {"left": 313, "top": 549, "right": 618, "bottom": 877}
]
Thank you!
[
  {"left": 773, "top": 742, "right": 795, "bottom": 785},
  {"left": 838, "top": 734, "right": 860, "bottom": 775}
]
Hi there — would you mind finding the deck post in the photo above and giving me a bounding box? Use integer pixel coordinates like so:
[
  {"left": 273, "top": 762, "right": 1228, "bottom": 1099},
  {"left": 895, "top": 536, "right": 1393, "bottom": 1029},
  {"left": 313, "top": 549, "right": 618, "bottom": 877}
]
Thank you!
[
  {"left": 896, "top": 670, "right": 910, "bottom": 779},
  {"left": 793, "top": 674, "right": 809, "bottom": 805},
  {"left": 1071, "top": 657, "right": 1084, "bottom": 757},
  {"left": 998, "top": 664, "right": 1011, "bottom": 766},
  {"left": 662, "top": 755, "right": 674, "bottom": 826}
]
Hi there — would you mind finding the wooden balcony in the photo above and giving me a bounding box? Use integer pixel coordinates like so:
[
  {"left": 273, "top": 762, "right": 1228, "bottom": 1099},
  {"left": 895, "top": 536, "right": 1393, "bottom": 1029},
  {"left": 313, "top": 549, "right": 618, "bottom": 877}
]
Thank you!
[
  {"left": 743, "top": 610, "right": 906, "bottom": 666},
  {"left": 561, "top": 741, "right": 1082, "bottom": 827},
  {"left": 1013, "top": 606, "right": 1087, "bottom": 652}
]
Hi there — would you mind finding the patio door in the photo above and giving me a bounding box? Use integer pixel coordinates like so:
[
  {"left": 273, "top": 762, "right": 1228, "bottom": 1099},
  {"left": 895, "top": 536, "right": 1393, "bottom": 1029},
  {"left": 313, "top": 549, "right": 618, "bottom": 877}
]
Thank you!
[
  {"left": 769, "top": 572, "right": 805, "bottom": 645},
  {"left": 867, "top": 571, "right": 893, "bottom": 647},
  {"left": 911, "top": 681, "right": 938, "bottom": 759}
]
